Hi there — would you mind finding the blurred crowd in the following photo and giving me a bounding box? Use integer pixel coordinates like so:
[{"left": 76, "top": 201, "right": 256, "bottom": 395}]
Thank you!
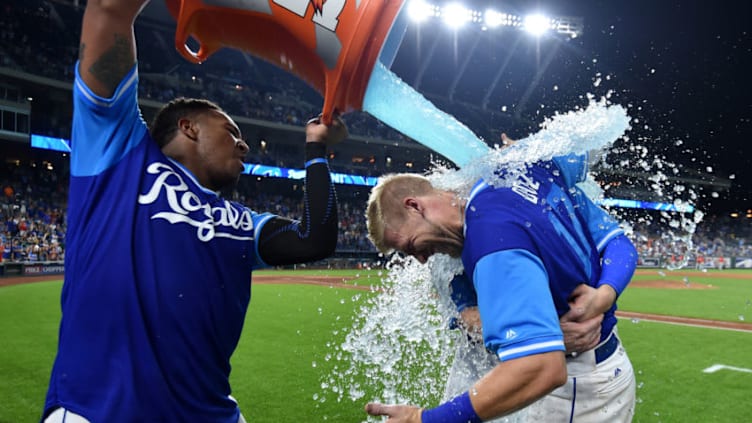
[
  {"left": 1, "top": 159, "right": 67, "bottom": 263},
  {"left": 622, "top": 213, "right": 752, "bottom": 269},
  {"left": 2, "top": 159, "right": 751, "bottom": 265}
]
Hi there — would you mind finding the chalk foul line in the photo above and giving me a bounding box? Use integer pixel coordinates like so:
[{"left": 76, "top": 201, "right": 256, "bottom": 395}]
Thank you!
[{"left": 702, "top": 364, "right": 752, "bottom": 374}]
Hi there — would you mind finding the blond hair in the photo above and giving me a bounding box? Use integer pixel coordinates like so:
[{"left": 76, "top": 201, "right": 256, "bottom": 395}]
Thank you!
[{"left": 366, "top": 173, "right": 435, "bottom": 253}]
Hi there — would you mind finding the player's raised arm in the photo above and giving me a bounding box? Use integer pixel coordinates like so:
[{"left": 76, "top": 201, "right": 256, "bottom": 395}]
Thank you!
[
  {"left": 79, "top": 0, "right": 151, "bottom": 97},
  {"left": 257, "top": 114, "right": 348, "bottom": 266}
]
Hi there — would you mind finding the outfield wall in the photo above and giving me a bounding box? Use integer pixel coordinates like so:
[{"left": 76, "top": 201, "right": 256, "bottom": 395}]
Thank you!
[
  {"left": 0, "top": 261, "right": 65, "bottom": 277},
  {"left": 639, "top": 256, "right": 750, "bottom": 269},
  {"left": 2, "top": 256, "right": 752, "bottom": 277},
  {"left": 279, "top": 254, "right": 752, "bottom": 271}
]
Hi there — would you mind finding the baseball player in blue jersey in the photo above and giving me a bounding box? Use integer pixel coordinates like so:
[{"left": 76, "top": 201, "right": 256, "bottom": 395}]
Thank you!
[
  {"left": 364, "top": 144, "right": 637, "bottom": 422},
  {"left": 41, "top": 1, "right": 347, "bottom": 422}
]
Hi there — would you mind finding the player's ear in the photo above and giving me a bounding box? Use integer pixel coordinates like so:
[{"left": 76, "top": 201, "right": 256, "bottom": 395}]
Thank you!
[
  {"left": 404, "top": 197, "right": 423, "bottom": 214},
  {"left": 178, "top": 117, "right": 198, "bottom": 141}
]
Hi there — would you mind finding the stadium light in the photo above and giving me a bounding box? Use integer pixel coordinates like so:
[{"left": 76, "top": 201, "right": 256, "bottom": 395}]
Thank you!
[
  {"left": 484, "top": 10, "right": 503, "bottom": 28},
  {"left": 522, "top": 14, "right": 553, "bottom": 36},
  {"left": 483, "top": 9, "right": 522, "bottom": 30},
  {"left": 407, "top": 0, "right": 436, "bottom": 23},
  {"left": 403, "top": 0, "right": 583, "bottom": 37},
  {"left": 441, "top": 3, "right": 473, "bottom": 28}
]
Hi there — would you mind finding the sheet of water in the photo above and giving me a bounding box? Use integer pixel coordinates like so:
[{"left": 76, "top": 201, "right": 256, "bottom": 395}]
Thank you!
[{"left": 363, "top": 61, "right": 491, "bottom": 168}]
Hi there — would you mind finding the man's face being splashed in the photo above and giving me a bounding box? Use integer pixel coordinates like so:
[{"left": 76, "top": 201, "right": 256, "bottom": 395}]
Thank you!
[{"left": 382, "top": 195, "right": 465, "bottom": 263}]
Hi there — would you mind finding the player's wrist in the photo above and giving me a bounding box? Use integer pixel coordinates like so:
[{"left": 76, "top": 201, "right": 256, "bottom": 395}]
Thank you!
[
  {"left": 304, "top": 141, "right": 327, "bottom": 160},
  {"left": 421, "top": 391, "right": 482, "bottom": 423},
  {"left": 594, "top": 284, "right": 618, "bottom": 311}
]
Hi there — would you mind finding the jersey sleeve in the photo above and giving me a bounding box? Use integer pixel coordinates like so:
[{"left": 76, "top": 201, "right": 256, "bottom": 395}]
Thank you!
[
  {"left": 597, "top": 234, "right": 638, "bottom": 297},
  {"left": 578, "top": 194, "right": 624, "bottom": 252},
  {"left": 71, "top": 62, "right": 147, "bottom": 177},
  {"left": 473, "top": 249, "right": 564, "bottom": 362},
  {"left": 552, "top": 153, "right": 588, "bottom": 188},
  {"left": 552, "top": 153, "right": 624, "bottom": 252},
  {"left": 256, "top": 143, "right": 338, "bottom": 266}
]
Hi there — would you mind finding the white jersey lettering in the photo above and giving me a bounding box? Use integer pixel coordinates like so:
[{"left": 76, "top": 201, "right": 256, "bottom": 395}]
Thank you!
[
  {"left": 138, "top": 162, "right": 254, "bottom": 242},
  {"left": 512, "top": 173, "right": 540, "bottom": 204}
]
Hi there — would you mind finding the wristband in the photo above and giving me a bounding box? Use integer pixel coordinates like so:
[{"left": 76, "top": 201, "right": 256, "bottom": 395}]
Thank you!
[
  {"left": 421, "top": 391, "right": 482, "bottom": 423},
  {"left": 305, "top": 157, "right": 328, "bottom": 167}
]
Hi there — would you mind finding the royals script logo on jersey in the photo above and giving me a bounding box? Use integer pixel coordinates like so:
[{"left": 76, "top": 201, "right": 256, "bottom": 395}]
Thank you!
[{"left": 138, "top": 162, "right": 255, "bottom": 242}]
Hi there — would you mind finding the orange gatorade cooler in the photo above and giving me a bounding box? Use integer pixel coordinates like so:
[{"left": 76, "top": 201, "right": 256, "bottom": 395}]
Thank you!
[{"left": 166, "top": 0, "right": 406, "bottom": 125}]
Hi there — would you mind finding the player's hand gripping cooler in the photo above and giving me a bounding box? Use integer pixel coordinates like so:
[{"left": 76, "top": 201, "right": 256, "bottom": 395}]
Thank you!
[{"left": 166, "top": 0, "right": 491, "bottom": 167}]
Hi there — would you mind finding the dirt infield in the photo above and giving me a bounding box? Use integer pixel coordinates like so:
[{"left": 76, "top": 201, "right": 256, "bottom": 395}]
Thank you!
[
  {"left": 252, "top": 274, "right": 373, "bottom": 291},
  {"left": 2, "top": 273, "right": 751, "bottom": 332},
  {"left": 630, "top": 269, "right": 752, "bottom": 290},
  {"left": 0, "top": 275, "right": 63, "bottom": 287},
  {"left": 634, "top": 269, "right": 752, "bottom": 280},
  {"left": 632, "top": 279, "right": 715, "bottom": 289}
]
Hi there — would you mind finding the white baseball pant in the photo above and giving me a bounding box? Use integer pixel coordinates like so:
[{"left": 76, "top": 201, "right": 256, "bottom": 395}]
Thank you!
[{"left": 526, "top": 330, "right": 636, "bottom": 422}]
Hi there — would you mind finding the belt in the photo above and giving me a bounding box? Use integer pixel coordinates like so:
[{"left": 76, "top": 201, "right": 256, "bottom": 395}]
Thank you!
[
  {"left": 566, "top": 332, "right": 619, "bottom": 364},
  {"left": 594, "top": 332, "right": 619, "bottom": 364}
]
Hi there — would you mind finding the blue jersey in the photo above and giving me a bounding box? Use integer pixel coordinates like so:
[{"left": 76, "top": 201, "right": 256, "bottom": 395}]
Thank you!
[
  {"left": 44, "top": 65, "right": 273, "bottom": 422},
  {"left": 462, "top": 157, "right": 619, "bottom": 362}
]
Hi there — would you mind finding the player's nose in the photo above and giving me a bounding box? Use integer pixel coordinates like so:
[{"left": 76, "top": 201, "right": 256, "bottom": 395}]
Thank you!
[{"left": 236, "top": 139, "right": 250, "bottom": 155}]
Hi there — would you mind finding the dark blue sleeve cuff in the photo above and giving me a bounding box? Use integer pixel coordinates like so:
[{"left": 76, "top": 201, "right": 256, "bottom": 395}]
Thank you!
[{"left": 449, "top": 272, "right": 477, "bottom": 312}]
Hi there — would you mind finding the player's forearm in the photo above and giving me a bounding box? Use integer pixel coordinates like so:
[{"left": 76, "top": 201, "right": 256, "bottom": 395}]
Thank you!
[
  {"left": 257, "top": 144, "right": 337, "bottom": 265},
  {"left": 471, "top": 352, "right": 566, "bottom": 419},
  {"left": 302, "top": 142, "right": 338, "bottom": 252},
  {"left": 423, "top": 352, "right": 567, "bottom": 422},
  {"left": 79, "top": 0, "right": 150, "bottom": 97},
  {"left": 592, "top": 285, "right": 617, "bottom": 315},
  {"left": 84, "top": 0, "right": 150, "bottom": 21}
]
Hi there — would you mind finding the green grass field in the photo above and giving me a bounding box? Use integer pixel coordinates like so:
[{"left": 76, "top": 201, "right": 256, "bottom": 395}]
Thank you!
[
  {"left": 1, "top": 269, "right": 751, "bottom": 422},
  {"left": 619, "top": 269, "right": 752, "bottom": 322}
]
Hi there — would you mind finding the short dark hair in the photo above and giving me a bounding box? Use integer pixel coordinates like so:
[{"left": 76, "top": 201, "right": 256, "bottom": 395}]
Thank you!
[{"left": 149, "top": 97, "right": 222, "bottom": 148}]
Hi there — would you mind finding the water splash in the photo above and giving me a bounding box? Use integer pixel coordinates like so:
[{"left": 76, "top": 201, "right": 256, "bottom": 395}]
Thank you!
[
  {"left": 318, "top": 255, "right": 458, "bottom": 422},
  {"left": 324, "top": 80, "right": 704, "bottom": 421},
  {"left": 429, "top": 96, "right": 631, "bottom": 197},
  {"left": 321, "top": 99, "right": 637, "bottom": 422},
  {"left": 321, "top": 253, "right": 525, "bottom": 422},
  {"left": 602, "top": 143, "right": 706, "bottom": 271},
  {"left": 365, "top": 48, "right": 704, "bottom": 270}
]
